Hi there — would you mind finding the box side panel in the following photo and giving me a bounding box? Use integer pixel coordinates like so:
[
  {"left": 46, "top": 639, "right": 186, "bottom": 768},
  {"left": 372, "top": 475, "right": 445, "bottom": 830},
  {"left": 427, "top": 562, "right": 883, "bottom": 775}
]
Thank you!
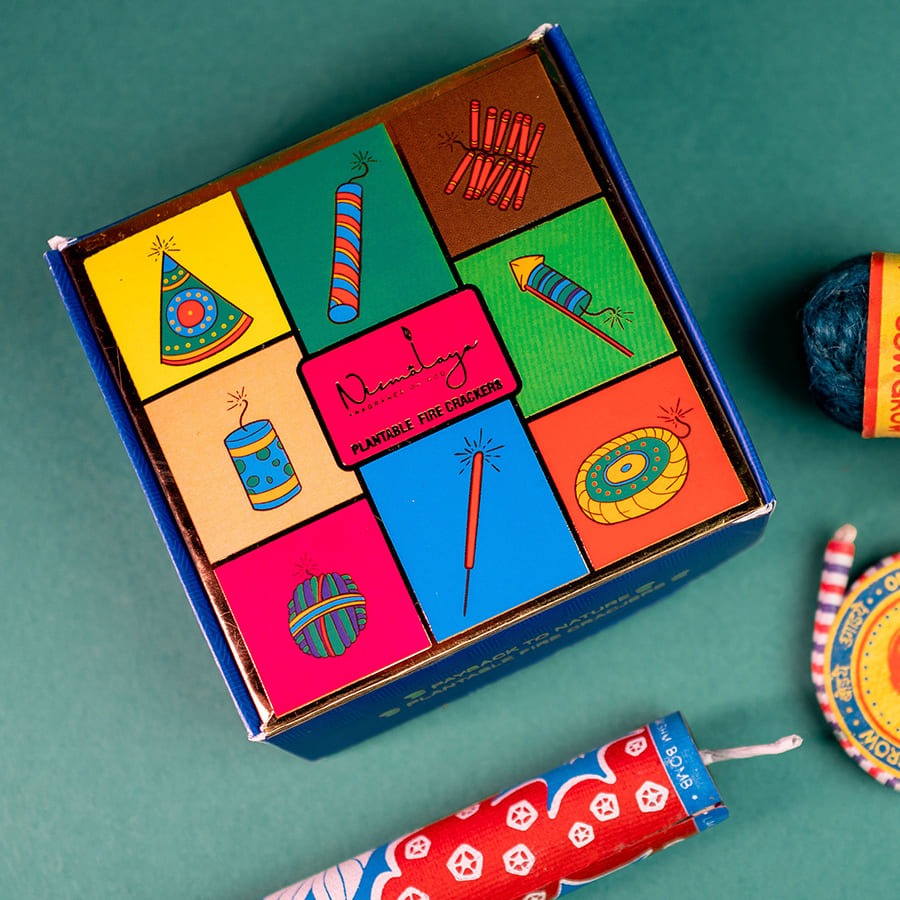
[
  {"left": 45, "top": 248, "right": 262, "bottom": 737},
  {"left": 269, "top": 510, "right": 770, "bottom": 758},
  {"left": 544, "top": 26, "right": 774, "bottom": 506}
]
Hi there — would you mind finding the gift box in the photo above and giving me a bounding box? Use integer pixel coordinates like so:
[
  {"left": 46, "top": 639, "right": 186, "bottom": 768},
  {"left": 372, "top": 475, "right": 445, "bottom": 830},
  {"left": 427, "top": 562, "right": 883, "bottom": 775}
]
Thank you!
[{"left": 45, "top": 24, "right": 773, "bottom": 758}]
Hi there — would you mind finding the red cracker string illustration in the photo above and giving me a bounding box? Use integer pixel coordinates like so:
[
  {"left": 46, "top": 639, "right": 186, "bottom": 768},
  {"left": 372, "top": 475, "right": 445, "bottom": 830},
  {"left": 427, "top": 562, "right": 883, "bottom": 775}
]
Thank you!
[
  {"left": 513, "top": 165, "right": 531, "bottom": 210},
  {"left": 444, "top": 150, "right": 474, "bottom": 194},
  {"left": 525, "top": 122, "right": 545, "bottom": 163},
  {"left": 465, "top": 153, "right": 485, "bottom": 199},
  {"left": 517, "top": 114, "right": 532, "bottom": 162},
  {"left": 482, "top": 106, "right": 498, "bottom": 151},
  {"left": 442, "top": 103, "right": 545, "bottom": 210},
  {"left": 505, "top": 111, "right": 524, "bottom": 156},
  {"left": 493, "top": 109, "right": 511, "bottom": 151}
]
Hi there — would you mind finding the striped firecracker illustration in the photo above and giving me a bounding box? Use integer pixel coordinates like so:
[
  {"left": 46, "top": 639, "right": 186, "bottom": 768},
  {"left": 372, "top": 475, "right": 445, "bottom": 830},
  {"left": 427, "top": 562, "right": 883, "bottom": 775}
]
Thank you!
[
  {"left": 266, "top": 712, "right": 729, "bottom": 900},
  {"left": 328, "top": 151, "right": 376, "bottom": 325}
]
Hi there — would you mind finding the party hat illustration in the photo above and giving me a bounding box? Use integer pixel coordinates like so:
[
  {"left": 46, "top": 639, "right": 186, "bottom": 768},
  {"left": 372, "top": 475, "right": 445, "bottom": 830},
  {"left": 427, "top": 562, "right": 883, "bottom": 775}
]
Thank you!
[{"left": 154, "top": 240, "right": 253, "bottom": 366}]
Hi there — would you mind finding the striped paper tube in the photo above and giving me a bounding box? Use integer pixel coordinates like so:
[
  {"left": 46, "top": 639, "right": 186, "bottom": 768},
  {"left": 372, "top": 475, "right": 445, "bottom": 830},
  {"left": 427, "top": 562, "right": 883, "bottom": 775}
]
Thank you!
[{"left": 811, "top": 523, "right": 857, "bottom": 722}]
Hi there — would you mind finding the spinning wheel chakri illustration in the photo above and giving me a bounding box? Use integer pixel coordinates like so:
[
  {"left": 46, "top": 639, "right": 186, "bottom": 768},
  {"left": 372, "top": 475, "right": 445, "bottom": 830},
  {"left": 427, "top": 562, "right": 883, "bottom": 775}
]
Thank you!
[{"left": 576, "top": 424, "right": 688, "bottom": 525}]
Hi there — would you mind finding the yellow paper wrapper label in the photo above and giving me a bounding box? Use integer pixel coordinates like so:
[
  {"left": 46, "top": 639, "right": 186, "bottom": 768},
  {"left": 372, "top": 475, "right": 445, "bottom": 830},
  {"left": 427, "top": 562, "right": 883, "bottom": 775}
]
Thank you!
[{"left": 863, "top": 252, "right": 900, "bottom": 437}]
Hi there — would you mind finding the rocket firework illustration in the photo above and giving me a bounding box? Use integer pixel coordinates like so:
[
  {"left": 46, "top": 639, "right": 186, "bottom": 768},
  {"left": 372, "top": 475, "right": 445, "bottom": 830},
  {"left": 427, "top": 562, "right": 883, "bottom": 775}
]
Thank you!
[
  {"left": 224, "top": 387, "right": 301, "bottom": 511},
  {"left": 509, "top": 254, "right": 634, "bottom": 357},
  {"left": 455, "top": 431, "right": 503, "bottom": 616},
  {"left": 328, "top": 151, "right": 376, "bottom": 324},
  {"left": 151, "top": 235, "right": 253, "bottom": 366},
  {"left": 441, "top": 100, "right": 546, "bottom": 211}
]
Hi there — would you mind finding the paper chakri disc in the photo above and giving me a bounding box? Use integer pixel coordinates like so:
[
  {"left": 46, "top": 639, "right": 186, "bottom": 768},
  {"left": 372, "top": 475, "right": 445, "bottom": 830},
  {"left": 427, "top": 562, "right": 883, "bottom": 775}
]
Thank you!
[{"left": 820, "top": 554, "right": 900, "bottom": 787}]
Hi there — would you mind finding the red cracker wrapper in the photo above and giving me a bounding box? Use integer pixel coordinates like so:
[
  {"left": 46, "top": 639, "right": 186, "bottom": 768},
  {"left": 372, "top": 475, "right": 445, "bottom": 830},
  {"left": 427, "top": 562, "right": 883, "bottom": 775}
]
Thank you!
[{"left": 267, "top": 713, "right": 733, "bottom": 900}]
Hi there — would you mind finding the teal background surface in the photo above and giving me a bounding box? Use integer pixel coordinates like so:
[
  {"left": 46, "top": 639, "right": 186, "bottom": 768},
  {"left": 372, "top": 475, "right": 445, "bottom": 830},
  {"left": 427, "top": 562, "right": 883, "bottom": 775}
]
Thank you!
[{"left": 4, "top": 2, "right": 900, "bottom": 897}]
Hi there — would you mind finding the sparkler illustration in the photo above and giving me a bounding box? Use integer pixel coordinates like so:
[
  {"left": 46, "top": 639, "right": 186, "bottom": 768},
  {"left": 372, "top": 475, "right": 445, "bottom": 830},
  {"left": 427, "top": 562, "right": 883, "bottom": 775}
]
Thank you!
[{"left": 455, "top": 431, "right": 503, "bottom": 616}]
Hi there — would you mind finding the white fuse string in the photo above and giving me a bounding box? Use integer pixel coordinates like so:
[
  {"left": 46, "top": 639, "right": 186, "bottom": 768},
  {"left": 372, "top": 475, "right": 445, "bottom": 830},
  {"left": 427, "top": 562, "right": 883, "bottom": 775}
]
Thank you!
[{"left": 700, "top": 734, "right": 803, "bottom": 765}]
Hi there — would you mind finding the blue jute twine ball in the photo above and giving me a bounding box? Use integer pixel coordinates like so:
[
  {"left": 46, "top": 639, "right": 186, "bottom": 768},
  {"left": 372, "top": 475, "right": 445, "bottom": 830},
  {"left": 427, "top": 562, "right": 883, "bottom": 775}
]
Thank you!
[{"left": 801, "top": 256, "right": 869, "bottom": 430}]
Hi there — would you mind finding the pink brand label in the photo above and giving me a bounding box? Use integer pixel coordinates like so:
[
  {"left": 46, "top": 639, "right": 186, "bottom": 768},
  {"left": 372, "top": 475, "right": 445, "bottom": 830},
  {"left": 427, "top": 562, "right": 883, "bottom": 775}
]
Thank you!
[{"left": 300, "top": 288, "right": 519, "bottom": 467}]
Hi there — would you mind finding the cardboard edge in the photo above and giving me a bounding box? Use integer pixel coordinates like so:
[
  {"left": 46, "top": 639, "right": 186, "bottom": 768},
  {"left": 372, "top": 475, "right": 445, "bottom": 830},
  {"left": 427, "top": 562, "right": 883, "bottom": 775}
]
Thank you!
[
  {"left": 542, "top": 25, "right": 775, "bottom": 507},
  {"left": 44, "top": 246, "right": 264, "bottom": 739},
  {"left": 268, "top": 508, "right": 771, "bottom": 757}
]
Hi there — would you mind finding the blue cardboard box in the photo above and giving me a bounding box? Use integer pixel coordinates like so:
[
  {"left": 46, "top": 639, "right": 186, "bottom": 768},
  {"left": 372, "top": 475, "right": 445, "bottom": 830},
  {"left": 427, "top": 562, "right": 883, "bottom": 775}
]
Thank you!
[{"left": 46, "top": 25, "right": 773, "bottom": 758}]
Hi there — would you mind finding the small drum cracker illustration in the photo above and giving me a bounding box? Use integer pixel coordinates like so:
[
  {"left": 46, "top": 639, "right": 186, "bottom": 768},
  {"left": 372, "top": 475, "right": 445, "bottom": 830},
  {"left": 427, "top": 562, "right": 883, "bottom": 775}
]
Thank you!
[
  {"left": 575, "top": 427, "right": 688, "bottom": 524},
  {"left": 288, "top": 572, "right": 367, "bottom": 659}
]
